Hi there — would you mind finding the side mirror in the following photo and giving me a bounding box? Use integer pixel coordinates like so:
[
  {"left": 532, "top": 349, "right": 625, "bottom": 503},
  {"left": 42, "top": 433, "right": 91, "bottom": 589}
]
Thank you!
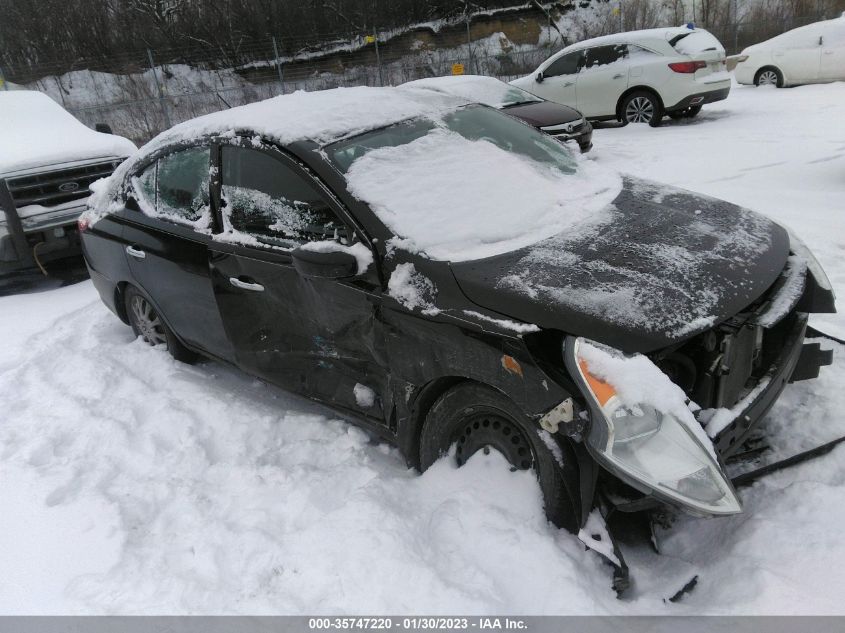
[
  {"left": 536, "top": 71, "right": 544, "bottom": 83},
  {"left": 125, "top": 196, "right": 141, "bottom": 212},
  {"left": 95, "top": 123, "right": 114, "bottom": 134},
  {"left": 292, "top": 245, "right": 358, "bottom": 279},
  {"left": 819, "top": 36, "right": 824, "bottom": 46}
]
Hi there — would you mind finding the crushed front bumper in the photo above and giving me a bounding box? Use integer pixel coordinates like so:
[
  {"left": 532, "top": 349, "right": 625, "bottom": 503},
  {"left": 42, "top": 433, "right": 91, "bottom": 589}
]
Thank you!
[{"left": 708, "top": 312, "right": 825, "bottom": 457}]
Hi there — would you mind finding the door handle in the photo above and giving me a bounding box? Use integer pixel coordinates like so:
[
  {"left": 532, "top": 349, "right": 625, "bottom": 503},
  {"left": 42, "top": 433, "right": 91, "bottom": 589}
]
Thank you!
[
  {"left": 823, "top": 50, "right": 834, "bottom": 55},
  {"left": 229, "top": 277, "right": 265, "bottom": 292},
  {"left": 126, "top": 245, "right": 146, "bottom": 259},
  {"left": 561, "top": 81, "right": 574, "bottom": 87},
  {"left": 612, "top": 73, "right": 625, "bottom": 79}
]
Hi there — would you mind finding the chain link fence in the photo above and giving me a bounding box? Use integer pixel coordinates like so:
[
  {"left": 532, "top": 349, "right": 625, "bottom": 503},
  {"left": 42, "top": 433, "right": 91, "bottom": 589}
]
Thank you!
[{"left": 0, "top": 10, "right": 836, "bottom": 145}]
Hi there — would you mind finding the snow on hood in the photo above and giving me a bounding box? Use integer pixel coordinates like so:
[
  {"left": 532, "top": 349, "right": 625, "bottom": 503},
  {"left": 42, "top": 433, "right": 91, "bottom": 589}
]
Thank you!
[
  {"left": 345, "top": 128, "right": 621, "bottom": 261},
  {"left": 0, "top": 91, "right": 136, "bottom": 175},
  {"left": 86, "top": 86, "right": 469, "bottom": 222},
  {"left": 451, "top": 177, "right": 790, "bottom": 353}
]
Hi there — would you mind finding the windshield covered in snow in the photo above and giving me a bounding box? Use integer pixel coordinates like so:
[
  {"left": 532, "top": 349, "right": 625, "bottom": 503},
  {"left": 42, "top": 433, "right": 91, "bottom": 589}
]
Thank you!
[
  {"left": 329, "top": 105, "right": 576, "bottom": 175},
  {"left": 403, "top": 76, "right": 542, "bottom": 108},
  {"left": 329, "top": 105, "right": 621, "bottom": 262}
]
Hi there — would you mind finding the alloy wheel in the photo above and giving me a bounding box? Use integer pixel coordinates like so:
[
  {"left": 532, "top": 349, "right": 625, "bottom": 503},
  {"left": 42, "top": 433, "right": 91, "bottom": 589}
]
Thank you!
[
  {"left": 625, "top": 96, "right": 654, "bottom": 123},
  {"left": 758, "top": 70, "right": 779, "bottom": 86},
  {"left": 130, "top": 295, "right": 167, "bottom": 346}
]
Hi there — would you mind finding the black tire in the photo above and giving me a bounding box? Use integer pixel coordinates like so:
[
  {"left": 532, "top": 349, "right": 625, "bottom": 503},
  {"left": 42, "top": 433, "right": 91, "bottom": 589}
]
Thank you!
[
  {"left": 124, "top": 285, "right": 197, "bottom": 364},
  {"left": 419, "top": 382, "right": 580, "bottom": 532},
  {"left": 620, "top": 90, "right": 663, "bottom": 127},
  {"left": 754, "top": 66, "right": 783, "bottom": 87}
]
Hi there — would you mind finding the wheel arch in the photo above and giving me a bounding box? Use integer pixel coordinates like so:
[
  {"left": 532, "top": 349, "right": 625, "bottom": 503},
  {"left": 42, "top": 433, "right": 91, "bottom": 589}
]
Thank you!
[
  {"left": 113, "top": 281, "right": 131, "bottom": 325},
  {"left": 615, "top": 85, "right": 664, "bottom": 121}
]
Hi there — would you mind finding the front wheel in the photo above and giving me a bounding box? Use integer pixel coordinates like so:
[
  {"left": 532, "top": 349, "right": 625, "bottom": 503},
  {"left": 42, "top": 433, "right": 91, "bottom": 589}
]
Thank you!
[
  {"left": 620, "top": 91, "right": 663, "bottom": 127},
  {"left": 124, "top": 285, "right": 197, "bottom": 364},
  {"left": 418, "top": 382, "right": 581, "bottom": 532}
]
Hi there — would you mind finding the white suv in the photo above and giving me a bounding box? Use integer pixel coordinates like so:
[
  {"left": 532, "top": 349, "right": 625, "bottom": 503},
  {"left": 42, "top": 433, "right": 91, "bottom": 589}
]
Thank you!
[
  {"left": 733, "top": 16, "right": 845, "bottom": 87},
  {"left": 510, "top": 26, "right": 731, "bottom": 127}
]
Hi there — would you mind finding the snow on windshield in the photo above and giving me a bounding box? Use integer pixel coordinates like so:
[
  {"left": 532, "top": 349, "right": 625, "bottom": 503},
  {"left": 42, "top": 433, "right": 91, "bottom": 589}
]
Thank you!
[
  {"left": 402, "top": 75, "right": 540, "bottom": 108},
  {"left": 343, "top": 109, "right": 621, "bottom": 262}
]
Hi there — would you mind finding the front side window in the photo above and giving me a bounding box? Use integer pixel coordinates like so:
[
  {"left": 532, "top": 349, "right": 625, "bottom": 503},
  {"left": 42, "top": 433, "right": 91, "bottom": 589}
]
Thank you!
[
  {"left": 221, "top": 145, "right": 346, "bottom": 249},
  {"left": 543, "top": 50, "right": 585, "bottom": 77},
  {"left": 585, "top": 44, "right": 628, "bottom": 68}
]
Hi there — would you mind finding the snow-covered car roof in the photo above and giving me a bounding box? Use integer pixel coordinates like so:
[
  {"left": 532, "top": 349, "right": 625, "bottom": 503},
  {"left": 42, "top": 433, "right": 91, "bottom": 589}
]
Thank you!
[
  {"left": 0, "top": 90, "right": 137, "bottom": 175},
  {"left": 560, "top": 26, "right": 724, "bottom": 55},
  {"left": 400, "top": 75, "right": 541, "bottom": 109},
  {"left": 147, "top": 85, "right": 471, "bottom": 152}
]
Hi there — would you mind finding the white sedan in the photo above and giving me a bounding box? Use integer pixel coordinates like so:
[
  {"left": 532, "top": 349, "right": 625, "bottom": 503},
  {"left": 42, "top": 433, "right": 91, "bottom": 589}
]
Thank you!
[
  {"left": 734, "top": 16, "right": 845, "bottom": 87},
  {"left": 510, "top": 26, "right": 731, "bottom": 127}
]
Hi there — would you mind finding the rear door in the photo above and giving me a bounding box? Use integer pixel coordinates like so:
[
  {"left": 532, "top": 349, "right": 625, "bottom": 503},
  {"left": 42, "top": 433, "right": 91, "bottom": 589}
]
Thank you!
[
  {"left": 208, "top": 142, "right": 387, "bottom": 420},
  {"left": 123, "top": 145, "right": 234, "bottom": 362},
  {"left": 821, "top": 22, "right": 845, "bottom": 81},
  {"left": 576, "top": 44, "right": 629, "bottom": 117},
  {"left": 531, "top": 50, "right": 584, "bottom": 108}
]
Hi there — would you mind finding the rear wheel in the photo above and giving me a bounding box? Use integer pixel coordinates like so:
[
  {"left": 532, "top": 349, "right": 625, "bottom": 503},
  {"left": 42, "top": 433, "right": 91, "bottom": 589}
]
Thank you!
[
  {"left": 755, "top": 67, "right": 783, "bottom": 87},
  {"left": 620, "top": 90, "right": 663, "bottom": 127},
  {"left": 124, "top": 285, "right": 197, "bottom": 364},
  {"left": 419, "top": 382, "right": 580, "bottom": 532}
]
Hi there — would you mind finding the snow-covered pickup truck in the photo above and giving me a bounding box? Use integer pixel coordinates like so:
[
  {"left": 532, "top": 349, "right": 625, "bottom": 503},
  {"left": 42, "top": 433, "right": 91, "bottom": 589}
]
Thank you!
[{"left": 0, "top": 90, "right": 136, "bottom": 275}]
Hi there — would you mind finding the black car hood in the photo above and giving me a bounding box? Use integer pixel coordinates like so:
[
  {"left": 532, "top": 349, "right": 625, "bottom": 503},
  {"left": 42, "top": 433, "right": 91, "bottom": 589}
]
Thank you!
[
  {"left": 502, "top": 100, "right": 583, "bottom": 127},
  {"left": 450, "top": 177, "right": 790, "bottom": 353}
]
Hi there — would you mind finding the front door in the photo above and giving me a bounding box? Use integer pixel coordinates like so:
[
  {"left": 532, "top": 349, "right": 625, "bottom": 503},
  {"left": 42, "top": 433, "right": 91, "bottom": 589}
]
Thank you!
[
  {"left": 208, "top": 142, "right": 387, "bottom": 420},
  {"left": 531, "top": 50, "right": 584, "bottom": 108},
  {"left": 576, "top": 44, "right": 629, "bottom": 117},
  {"left": 123, "top": 146, "right": 234, "bottom": 362}
]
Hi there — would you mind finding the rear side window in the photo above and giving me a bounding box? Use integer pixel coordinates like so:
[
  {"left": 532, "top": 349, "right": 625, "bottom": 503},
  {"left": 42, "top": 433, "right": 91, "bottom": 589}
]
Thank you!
[
  {"left": 544, "top": 50, "right": 584, "bottom": 77},
  {"left": 157, "top": 147, "right": 210, "bottom": 223},
  {"left": 585, "top": 44, "right": 627, "bottom": 68},
  {"left": 221, "top": 145, "right": 346, "bottom": 249}
]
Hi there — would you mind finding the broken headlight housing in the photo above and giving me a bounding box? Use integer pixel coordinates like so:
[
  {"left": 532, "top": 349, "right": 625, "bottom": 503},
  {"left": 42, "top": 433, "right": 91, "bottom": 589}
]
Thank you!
[{"left": 564, "top": 336, "right": 742, "bottom": 516}]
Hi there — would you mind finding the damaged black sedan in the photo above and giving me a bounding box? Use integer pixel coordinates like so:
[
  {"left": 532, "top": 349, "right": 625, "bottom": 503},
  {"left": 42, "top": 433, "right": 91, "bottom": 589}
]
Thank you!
[{"left": 81, "top": 86, "right": 835, "bottom": 572}]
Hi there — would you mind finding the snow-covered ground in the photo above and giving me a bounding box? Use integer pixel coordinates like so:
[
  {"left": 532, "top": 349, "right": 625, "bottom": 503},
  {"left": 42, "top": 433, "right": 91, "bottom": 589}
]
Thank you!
[{"left": 1, "top": 80, "right": 844, "bottom": 615}]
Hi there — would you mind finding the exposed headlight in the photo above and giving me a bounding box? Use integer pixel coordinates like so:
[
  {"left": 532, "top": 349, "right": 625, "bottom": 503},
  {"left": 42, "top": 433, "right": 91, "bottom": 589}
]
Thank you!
[
  {"left": 564, "top": 337, "right": 742, "bottom": 516},
  {"left": 785, "top": 226, "right": 834, "bottom": 295}
]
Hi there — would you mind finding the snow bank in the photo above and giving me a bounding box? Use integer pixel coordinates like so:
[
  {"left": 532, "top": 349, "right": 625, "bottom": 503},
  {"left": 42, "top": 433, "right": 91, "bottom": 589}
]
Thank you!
[{"left": 346, "top": 128, "right": 620, "bottom": 261}]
